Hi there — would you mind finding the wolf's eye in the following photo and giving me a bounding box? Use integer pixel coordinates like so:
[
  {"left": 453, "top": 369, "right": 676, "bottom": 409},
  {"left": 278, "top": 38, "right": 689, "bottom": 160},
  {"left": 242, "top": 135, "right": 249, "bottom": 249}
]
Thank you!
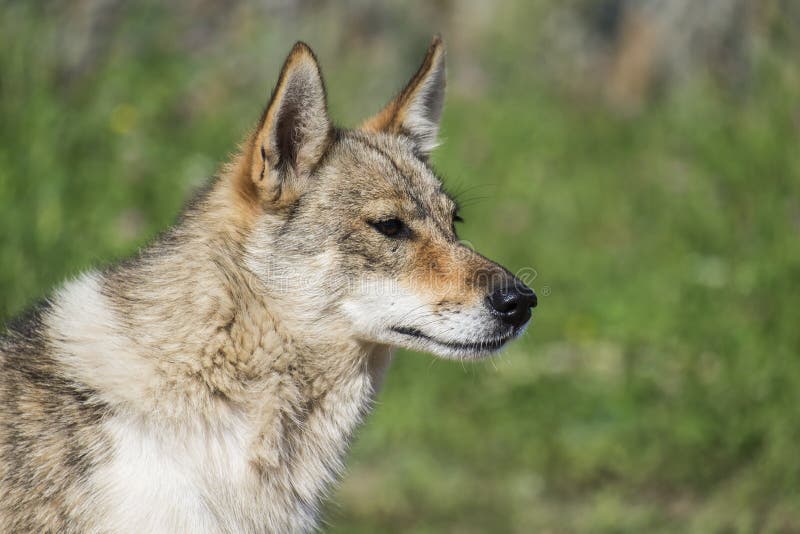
[{"left": 369, "top": 218, "right": 407, "bottom": 238}]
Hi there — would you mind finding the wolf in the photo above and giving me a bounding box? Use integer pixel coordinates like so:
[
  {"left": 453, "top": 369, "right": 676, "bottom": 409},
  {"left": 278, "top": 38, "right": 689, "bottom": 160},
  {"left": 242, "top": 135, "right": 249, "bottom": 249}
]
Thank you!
[{"left": 0, "top": 37, "right": 537, "bottom": 533}]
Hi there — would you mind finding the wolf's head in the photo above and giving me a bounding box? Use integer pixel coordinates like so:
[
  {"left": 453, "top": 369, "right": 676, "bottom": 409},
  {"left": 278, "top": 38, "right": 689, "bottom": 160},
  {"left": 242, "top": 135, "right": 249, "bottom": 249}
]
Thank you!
[{"left": 235, "top": 38, "right": 536, "bottom": 359}]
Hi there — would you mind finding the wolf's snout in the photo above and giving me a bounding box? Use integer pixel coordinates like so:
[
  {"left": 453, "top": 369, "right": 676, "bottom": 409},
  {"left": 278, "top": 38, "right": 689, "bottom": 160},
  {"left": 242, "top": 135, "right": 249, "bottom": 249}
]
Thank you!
[{"left": 487, "top": 284, "right": 537, "bottom": 329}]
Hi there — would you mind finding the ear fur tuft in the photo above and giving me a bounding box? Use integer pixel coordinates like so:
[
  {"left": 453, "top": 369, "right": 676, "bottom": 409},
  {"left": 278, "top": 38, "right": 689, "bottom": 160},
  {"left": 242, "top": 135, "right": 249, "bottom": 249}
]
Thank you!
[
  {"left": 361, "top": 36, "right": 446, "bottom": 157},
  {"left": 248, "top": 41, "right": 332, "bottom": 204}
]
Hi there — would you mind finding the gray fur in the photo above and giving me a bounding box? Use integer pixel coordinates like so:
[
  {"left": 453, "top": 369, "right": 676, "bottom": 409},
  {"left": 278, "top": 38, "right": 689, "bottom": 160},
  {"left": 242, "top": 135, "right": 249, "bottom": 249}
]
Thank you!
[{"left": 0, "top": 38, "right": 532, "bottom": 532}]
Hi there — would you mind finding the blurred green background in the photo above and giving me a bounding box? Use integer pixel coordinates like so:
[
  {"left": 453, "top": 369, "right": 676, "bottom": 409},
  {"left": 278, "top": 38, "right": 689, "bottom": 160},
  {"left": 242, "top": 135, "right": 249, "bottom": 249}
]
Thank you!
[{"left": 2, "top": 1, "right": 800, "bottom": 531}]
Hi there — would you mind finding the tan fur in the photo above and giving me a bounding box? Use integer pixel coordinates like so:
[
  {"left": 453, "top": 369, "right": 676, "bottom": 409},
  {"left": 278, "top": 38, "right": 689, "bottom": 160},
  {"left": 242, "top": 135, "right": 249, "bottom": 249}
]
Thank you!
[
  {"left": 362, "top": 36, "right": 446, "bottom": 156},
  {"left": 0, "top": 37, "right": 535, "bottom": 532}
]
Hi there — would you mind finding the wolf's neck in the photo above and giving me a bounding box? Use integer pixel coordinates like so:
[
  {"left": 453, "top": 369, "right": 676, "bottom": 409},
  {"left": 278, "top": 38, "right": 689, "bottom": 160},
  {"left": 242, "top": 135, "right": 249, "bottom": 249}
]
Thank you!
[{"left": 48, "top": 202, "right": 387, "bottom": 454}]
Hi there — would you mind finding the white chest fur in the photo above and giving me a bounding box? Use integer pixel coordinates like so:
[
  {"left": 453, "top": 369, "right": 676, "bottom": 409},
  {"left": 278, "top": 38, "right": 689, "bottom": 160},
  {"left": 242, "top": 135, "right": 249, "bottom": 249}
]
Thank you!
[
  {"left": 92, "top": 368, "right": 374, "bottom": 534},
  {"left": 48, "top": 273, "right": 388, "bottom": 532}
]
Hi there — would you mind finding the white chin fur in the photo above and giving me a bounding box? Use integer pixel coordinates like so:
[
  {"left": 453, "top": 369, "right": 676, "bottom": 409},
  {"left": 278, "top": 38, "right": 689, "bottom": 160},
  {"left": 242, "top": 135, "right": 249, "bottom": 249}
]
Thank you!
[
  {"left": 394, "top": 334, "right": 508, "bottom": 361},
  {"left": 386, "top": 324, "right": 527, "bottom": 361}
]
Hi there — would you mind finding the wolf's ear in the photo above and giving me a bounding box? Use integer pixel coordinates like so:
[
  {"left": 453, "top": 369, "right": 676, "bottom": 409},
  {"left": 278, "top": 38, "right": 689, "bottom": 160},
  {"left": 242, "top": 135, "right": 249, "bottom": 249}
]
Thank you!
[
  {"left": 361, "top": 36, "right": 446, "bottom": 158},
  {"left": 248, "top": 42, "right": 332, "bottom": 204}
]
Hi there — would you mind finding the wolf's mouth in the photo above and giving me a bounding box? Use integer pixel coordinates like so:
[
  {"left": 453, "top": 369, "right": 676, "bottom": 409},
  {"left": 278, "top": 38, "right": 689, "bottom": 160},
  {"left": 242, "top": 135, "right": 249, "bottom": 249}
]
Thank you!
[{"left": 390, "top": 326, "right": 515, "bottom": 353}]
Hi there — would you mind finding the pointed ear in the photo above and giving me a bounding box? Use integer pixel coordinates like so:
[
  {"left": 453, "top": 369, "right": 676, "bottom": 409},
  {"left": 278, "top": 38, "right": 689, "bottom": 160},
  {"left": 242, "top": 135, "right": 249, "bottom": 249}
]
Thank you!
[
  {"left": 249, "top": 42, "right": 332, "bottom": 204},
  {"left": 361, "top": 36, "right": 446, "bottom": 158}
]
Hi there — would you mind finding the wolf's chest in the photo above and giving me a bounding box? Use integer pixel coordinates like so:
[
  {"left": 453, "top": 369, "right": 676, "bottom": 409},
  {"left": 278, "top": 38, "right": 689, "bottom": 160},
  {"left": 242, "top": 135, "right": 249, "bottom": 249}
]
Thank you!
[
  {"left": 91, "top": 370, "right": 374, "bottom": 533},
  {"left": 92, "top": 410, "right": 257, "bottom": 533}
]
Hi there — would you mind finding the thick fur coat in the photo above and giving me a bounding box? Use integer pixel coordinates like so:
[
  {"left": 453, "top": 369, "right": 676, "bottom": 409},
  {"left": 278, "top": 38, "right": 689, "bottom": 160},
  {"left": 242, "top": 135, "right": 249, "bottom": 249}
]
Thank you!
[{"left": 0, "top": 38, "right": 536, "bottom": 532}]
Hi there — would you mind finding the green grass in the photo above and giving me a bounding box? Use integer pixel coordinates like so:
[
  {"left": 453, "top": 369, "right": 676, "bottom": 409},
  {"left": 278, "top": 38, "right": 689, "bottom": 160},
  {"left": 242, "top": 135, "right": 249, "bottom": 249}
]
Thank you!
[{"left": 2, "top": 4, "right": 800, "bottom": 532}]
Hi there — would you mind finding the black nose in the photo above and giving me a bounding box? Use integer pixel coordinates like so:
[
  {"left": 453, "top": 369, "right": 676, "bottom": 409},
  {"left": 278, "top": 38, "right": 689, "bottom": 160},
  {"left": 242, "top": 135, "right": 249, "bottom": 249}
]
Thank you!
[{"left": 487, "top": 284, "right": 537, "bottom": 329}]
